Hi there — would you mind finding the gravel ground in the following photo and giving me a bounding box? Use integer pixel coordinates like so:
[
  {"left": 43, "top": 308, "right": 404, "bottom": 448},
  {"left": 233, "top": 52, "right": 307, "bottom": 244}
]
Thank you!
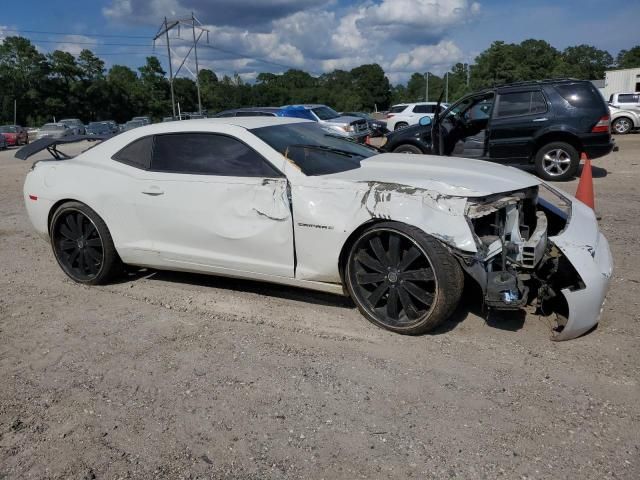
[{"left": 1, "top": 136, "right": 639, "bottom": 479}]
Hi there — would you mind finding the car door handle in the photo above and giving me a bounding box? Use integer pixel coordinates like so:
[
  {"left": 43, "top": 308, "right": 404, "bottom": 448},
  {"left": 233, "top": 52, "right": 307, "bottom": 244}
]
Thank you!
[
  {"left": 141, "top": 186, "right": 164, "bottom": 196},
  {"left": 532, "top": 117, "right": 548, "bottom": 122}
]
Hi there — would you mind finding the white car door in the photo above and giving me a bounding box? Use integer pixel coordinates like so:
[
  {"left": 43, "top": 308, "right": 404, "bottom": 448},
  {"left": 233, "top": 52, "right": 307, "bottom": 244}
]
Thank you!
[{"left": 133, "top": 131, "right": 295, "bottom": 278}]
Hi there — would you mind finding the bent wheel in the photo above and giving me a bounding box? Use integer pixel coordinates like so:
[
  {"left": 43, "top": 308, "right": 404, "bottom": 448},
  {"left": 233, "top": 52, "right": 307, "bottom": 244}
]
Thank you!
[
  {"left": 50, "top": 202, "right": 121, "bottom": 285},
  {"left": 345, "top": 223, "right": 463, "bottom": 335}
]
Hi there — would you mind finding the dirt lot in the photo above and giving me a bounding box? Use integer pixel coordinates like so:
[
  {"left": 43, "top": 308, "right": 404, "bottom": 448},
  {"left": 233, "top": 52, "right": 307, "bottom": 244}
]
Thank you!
[{"left": 1, "top": 136, "right": 639, "bottom": 479}]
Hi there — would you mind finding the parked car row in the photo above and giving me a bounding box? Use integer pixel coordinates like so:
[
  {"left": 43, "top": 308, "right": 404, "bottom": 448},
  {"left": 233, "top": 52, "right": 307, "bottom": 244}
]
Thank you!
[{"left": 213, "top": 104, "right": 373, "bottom": 142}]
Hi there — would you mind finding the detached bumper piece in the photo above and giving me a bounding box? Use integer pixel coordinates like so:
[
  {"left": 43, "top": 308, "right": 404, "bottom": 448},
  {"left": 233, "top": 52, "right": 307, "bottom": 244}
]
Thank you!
[
  {"left": 545, "top": 201, "right": 613, "bottom": 340},
  {"left": 464, "top": 186, "right": 612, "bottom": 341}
]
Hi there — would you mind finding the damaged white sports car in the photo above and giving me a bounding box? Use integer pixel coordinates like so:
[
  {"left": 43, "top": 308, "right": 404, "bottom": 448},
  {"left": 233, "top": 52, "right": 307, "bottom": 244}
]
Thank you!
[{"left": 20, "top": 117, "right": 612, "bottom": 340}]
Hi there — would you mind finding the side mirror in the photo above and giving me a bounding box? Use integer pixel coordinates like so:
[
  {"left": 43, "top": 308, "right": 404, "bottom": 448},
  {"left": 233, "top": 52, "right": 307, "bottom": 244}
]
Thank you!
[{"left": 418, "top": 116, "right": 432, "bottom": 126}]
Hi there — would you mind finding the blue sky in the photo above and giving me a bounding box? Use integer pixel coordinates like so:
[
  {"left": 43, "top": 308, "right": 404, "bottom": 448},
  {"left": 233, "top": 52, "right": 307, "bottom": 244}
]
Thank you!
[{"left": 1, "top": 0, "right": 638, "bottom": 84}]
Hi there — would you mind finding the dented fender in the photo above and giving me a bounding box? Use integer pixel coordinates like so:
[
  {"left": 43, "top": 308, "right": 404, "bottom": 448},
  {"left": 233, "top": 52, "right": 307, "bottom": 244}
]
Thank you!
[{"left": 290, "top": 178, "right": 477, "bottom": 282}]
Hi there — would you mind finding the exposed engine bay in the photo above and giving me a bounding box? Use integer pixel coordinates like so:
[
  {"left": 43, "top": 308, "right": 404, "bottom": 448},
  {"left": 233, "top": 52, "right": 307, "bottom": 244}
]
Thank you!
[{"left": 459, "top": 184, "right": 588, "bottom": 336}]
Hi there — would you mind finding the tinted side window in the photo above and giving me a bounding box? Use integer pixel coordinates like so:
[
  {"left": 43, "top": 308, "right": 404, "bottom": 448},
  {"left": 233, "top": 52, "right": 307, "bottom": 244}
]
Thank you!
[
  {"left": 151, "top": 133, "right": 281, "bottom": 177},
  {"left": 496, "top": 91, "right": 546, "bottom": 117},
  {"left": 618, "top": 94, "right": 640, "bottom": 103},
  {"left": 112, "top": 136, "right": 153, "bottom": 169},
  {"left": 389, "top": 105, "right": 408, "bottom": 113},
  {"left": 413, "top": 104, "right": 433, "bottom": 114}
]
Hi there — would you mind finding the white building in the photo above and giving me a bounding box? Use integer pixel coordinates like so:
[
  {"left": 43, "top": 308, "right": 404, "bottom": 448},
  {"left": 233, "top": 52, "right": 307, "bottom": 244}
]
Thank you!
[{"left": 603, "top": 68, "right": 640, "bottom": 101}]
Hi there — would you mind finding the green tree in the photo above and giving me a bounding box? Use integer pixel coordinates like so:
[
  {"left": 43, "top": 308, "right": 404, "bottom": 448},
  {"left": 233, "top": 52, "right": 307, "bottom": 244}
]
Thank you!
[
  {"left": 138, "top": 56, "right": 170, "bottom": 119},
  {"left": 555, "top": 45, "right": 613, "bottom": 79},
  {"left": 0, "top": 36, "right": 49, "bottom": 124},
  {"left": 617, "top": 46, "right": 640, "bottom": 69}
]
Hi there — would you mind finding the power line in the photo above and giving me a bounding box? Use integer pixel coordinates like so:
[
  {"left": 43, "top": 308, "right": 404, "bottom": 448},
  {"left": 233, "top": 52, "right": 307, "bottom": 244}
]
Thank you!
[
  {"left": 198, "top": 43, "right": 319, "bottom": 75},
  {"left": 0, "top": 28, "right": 150, "bottom": 39},
  {"left": 27, "top": 38, "right": 154, "bottom": 48}
]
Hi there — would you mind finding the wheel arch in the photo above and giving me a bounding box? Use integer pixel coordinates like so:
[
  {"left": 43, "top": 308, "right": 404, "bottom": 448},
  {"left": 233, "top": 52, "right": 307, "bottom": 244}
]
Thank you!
[
  {"left": 391, "top": 140, "right": 428, "bottom": 154},
  {"left": 48, "top": 198, "right": 82, "bottom": 234},
  {"left": 338, "top": 219, "right": 388, "bottom": 285},
  {"left": 531, "top": 131, "right": 583, "bottom": 163}
]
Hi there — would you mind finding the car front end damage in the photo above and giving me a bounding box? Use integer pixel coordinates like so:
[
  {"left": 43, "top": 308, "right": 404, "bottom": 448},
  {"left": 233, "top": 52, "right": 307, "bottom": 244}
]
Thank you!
[{"left": 459, "top": 184, "right": 612, "bottom": 340}]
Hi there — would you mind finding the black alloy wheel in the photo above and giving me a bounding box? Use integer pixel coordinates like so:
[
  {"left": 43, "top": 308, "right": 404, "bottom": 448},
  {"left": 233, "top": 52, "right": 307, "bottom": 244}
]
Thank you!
[
  {"left": 50, "top": 202, "right": 121, "bottom": 284},
  {"left": 346, "top": 223, "right": 463, "bottom": 334}
]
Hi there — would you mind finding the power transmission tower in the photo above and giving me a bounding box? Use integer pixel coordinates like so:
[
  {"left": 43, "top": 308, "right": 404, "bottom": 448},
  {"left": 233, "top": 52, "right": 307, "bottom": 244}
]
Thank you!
[{"left": 153, "top": 12, "right": 210, "bottom": 119}]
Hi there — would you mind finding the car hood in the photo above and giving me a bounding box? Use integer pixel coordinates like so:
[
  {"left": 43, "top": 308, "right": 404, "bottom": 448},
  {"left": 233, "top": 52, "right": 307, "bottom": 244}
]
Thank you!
[
  {"left": 325, "top": 153, "right": 540, "bottom": 197},
  {"left": 324, "top": 115, "right": 365, "bottom": 126}
]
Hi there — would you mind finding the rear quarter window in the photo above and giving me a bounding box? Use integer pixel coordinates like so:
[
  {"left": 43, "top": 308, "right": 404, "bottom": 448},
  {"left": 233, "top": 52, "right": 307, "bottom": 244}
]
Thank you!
[
  {"left": 617, "top": 94, "right": 640, "bottom": 103},
  {"left": 112, "top": 136, "right": 153, "bottom": 169},
  {"left": 389, "top": 105, "right": 408, "bottom": 113},
  {"left": 554, "top": 83, "right": 601, "bottom": 107}
]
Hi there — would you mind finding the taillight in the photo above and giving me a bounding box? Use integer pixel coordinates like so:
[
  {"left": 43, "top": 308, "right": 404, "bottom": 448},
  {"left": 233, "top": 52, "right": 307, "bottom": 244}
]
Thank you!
[
  {"left": 386, "top": 114, "right": 394, "bottom": 119},
  {"left": 591, "top": 115, "right": 610, "bottom": 133},
  {"left": 28, "top": 194, "right": 38, "bottom": 201}
]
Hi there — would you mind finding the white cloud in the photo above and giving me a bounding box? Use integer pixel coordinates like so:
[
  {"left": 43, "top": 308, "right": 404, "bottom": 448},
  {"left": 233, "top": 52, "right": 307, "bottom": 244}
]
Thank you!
[
  {"left": 56, "top": 35, "right": 99, "bottom": 55},
  {"left": 102, "top": 0, "right": 481, "bottom": 84},
  {"left": 389, "top": 40, "right": 464, "bottom": 72}
]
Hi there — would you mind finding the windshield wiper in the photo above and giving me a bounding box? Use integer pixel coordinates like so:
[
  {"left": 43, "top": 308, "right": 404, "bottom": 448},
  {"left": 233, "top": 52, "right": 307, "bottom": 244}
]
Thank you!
[{"left": 288, "top": 144, "right": 362, "bottom": 157}]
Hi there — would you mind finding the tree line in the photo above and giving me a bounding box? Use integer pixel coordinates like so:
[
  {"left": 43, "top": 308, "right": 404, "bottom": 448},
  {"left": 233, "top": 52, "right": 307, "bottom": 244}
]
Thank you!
[{"left": 1, "top": 35, "right": 639, "bottom": 126}]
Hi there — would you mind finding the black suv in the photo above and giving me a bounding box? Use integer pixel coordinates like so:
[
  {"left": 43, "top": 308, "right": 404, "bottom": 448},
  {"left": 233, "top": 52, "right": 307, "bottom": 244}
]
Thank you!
[{"left": 381, "top": 79, "right": 614, "bottom": 181}]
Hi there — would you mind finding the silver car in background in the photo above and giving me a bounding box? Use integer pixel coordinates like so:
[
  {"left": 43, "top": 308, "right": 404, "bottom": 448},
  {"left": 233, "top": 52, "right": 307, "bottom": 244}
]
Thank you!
[
  {"left": 37, "top": 123, "right": 72, "bottom": 140},
  {"left": 609, "top": 104, "right": 640, "bottom": 134},
  {"left": 59, "top": 118, "right": 86, "bottom": 135}
]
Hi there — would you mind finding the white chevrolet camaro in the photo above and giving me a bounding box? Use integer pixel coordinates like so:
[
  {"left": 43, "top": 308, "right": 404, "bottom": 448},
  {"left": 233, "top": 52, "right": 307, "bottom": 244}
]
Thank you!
[{"left": 20, "top": 117, "right": 612, "bottom": 340}]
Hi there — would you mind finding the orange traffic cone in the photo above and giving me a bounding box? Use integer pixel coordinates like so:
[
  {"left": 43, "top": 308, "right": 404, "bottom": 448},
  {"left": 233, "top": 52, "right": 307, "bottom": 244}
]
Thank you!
[{"left": 575, "top": 152, "right": 595, "bottom": 210}]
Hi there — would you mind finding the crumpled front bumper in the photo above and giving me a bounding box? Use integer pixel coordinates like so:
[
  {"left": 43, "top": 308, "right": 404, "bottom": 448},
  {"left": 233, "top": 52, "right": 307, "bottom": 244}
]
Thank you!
[{"left": 548, "top": 199, "right": 613, "bottom": 341}]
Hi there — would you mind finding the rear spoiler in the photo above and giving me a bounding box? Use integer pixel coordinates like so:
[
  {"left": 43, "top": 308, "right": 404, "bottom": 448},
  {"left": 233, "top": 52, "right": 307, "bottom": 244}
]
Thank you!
[{"left": 14, "top": 134, "right": 113, "bottom": 160}]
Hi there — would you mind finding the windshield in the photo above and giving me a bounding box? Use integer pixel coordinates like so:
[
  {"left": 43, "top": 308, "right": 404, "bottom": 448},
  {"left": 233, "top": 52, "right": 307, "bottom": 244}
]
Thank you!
[
  {"left": 88, "top": 122, "right": 107, "bottom": 127},
  {"left": 42, "top": 124, "right": 64, "bottom": 131},
  {"left": 311, "top": 106, "right": 340, "bottom": 120},
  {"left": 0, "top": 125, "right": 17, "bottom": 132},
  {"left": 251, "top": 122, "right": 376, "bottom": 176}
]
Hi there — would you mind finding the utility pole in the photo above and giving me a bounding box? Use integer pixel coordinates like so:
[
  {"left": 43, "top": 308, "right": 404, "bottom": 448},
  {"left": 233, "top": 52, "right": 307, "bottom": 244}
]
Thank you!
[
  {"left": 13, "top": 99, "right": 16, "bottom": 125},
  {"left": 425, "top": 72, "right": 429, "bottom": 102},
  {"left": 191, "top": 12, "right": 203, "bottom": 114},
  {"left": 154, "top": 14, "right": 209, "bottom": 119},
  {"left": 445, "top": 72, "right": 449, "bottom": 103}
]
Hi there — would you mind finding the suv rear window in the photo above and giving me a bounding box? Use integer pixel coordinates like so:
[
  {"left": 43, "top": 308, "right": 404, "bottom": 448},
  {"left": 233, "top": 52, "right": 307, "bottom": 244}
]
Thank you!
[
  {"left": 554, "top": 83, "right": 599, "bottom": 107},
  {"left": 496, "top": 91, "right": 547, "bottom": 117},
  {"left": 617, "top": 94, "right": 640, "bottom": 103},
  {"left": 389, "top": 105, "right": 407, "bottom": 113}
]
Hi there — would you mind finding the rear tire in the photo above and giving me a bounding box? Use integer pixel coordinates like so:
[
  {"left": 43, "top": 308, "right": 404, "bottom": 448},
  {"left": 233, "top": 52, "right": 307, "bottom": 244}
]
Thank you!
[
  {"left": 50, "top": 201, "right": 122, "bottom": 285},
  {"left": 534, "top": 141, "right": 579, "bottom": 181},
  {"left": 345, "top": 222, "right": 464, "bottom": 335},
  {"left": 393, "top": 144, "right": 424, "bottom": 154},
  {"left": 394, "top": 122, "right": 408, "bottom": 130},
  {"left": 612, "top": 117, "right": 632, "bottom": 134}
]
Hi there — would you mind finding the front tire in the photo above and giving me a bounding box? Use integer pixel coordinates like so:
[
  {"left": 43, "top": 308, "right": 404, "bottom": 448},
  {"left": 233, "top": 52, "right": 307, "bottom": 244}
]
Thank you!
[
  {"left": 394, "top": 122, "right": 408, "bottom": 130},
  {"left": 534, "top": 142, "right": 579, "bottom": 181},
  {"left": 345, "top": 222, "right": 464, "bottom": 335},
  {"left": 393, "top": 144, "right": 424, "bottom": 154},
  {"left": 612, "top": 117, "right": 632, "bottom": 134},
  {"left": 50, "top": 202, "right": 121, "bottom": 285}
]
